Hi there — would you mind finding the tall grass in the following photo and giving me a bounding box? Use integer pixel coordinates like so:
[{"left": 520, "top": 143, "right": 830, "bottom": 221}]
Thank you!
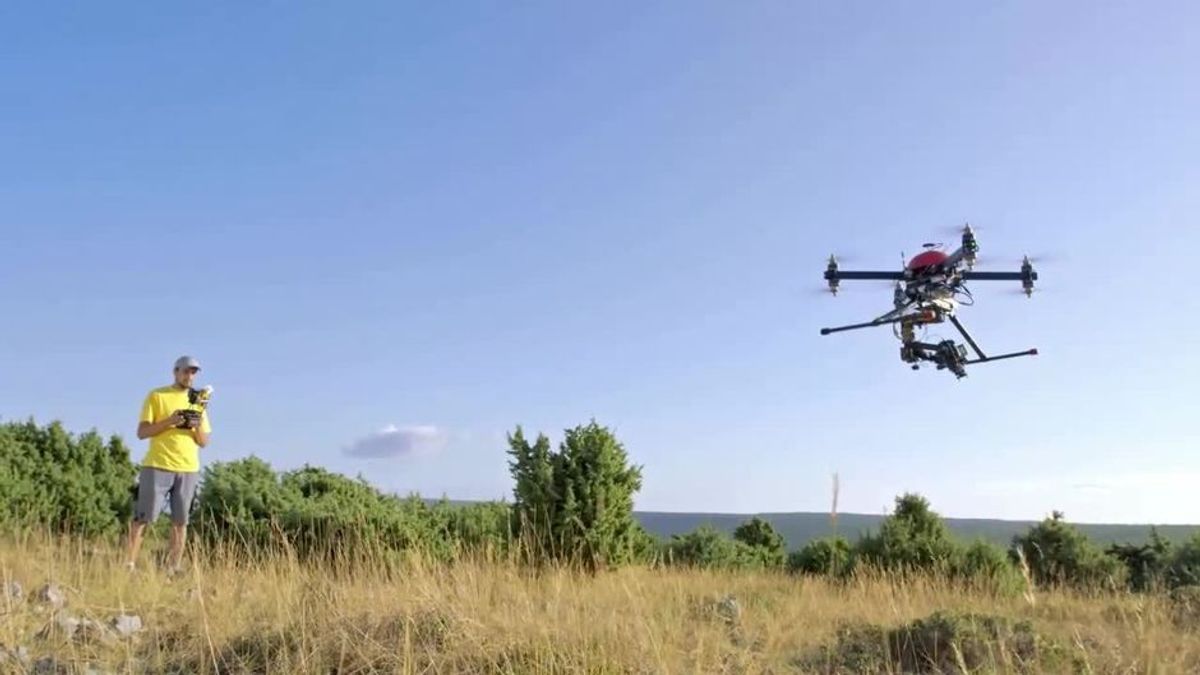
[{"left": 1, "top": 532, "right": 1196, "bottom": 674}]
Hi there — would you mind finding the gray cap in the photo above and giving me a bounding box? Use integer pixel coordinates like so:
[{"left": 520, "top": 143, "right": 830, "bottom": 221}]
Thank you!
[{"left": 174, "top": 355, "right": 201, "bottom": 371}]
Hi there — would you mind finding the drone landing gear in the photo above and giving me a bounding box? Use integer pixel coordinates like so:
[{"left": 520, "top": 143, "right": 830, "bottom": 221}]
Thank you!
[{"left": 819, "top": 309, "right": 935, "bottom": 336}]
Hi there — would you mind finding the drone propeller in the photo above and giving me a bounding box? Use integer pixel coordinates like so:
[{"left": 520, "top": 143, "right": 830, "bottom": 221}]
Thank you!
[
  {"left": 808, "top": 280, "right": 894, "bottom": 296},
  {"left": 1021, "top": 251, "right": 1065, "bottom": 264},
  {"left": 824, "top": 252, "right": 865, "bottom": 265},
  {"left": 936, "top": 222, "right": 986, "bottom": 237},
  {"left": 972, "top": 251, "right": 1065, "bottom": 269},
  {"left": 999, "top": 285, "right": 1054, "bottom": 297}
]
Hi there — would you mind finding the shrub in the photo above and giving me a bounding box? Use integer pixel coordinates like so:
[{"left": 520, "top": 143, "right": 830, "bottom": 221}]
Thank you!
[
  {"left": 854, "top": 493, "right": 960, "bottom": 575},
  {"left": 193, "top": 459, "right": 456, "bottom": 563},
  {"left": 788, "top": 536, "right": 854, "bottom": 577},
  {"left": 1107, "top": 528, "right": 1173, "bottom": 592},
  {"left": 1010, "top": 511, "right": 1124, "bottom": 590},
  {"left": 663, "top": 526, "right": 769, "bottom": 570},
  {"left": 507, "top": 421, "right": 644, "bottom": 571},
  {"left": 805, "top": 611, "right": 1075, "bottom": 674},
  {"left": 733, "top": 517, "right": 787, "bottom": 568},
  {"left": 0, "top": 418, "right": 136, "bottom": 538},
  {"left": 1166, "top": 534, "right": 1200, "bottom": 589}
]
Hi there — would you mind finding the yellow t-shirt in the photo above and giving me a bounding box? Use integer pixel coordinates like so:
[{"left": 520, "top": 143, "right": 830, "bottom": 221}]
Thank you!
[{"left": 139, "top": 385, "right": 211, "bottom": 473}]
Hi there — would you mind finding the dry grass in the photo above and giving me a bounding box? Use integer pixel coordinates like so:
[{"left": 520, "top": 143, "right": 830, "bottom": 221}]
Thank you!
[{"left": 1, "top": 534, "right": 1197, "bottom": 674}]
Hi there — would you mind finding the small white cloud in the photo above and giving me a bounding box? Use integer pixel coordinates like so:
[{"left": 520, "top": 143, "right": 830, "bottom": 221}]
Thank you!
[{"left": 344, "top": 425, "right": 447, "bottom": 459}]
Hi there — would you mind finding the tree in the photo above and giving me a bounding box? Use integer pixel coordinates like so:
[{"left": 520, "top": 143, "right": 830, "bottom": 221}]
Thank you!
[
  {"left": 1010, "top": 511, "right": 1124, "bottom": 589},
  {"left": 507, "top": 420, "right": 644, "bottom": 571},
  {"left": 855, "top": 493, "right": 959, "bottom": 574},
  {"left": 733, "top": 517, "right": 787, "bottom": 568},
  {"left": 1166, "top": 533, "right": 1200, "bottom": 589},
  {"left": 1107, "top": 528, "right": 1173, "bottom": 592}
]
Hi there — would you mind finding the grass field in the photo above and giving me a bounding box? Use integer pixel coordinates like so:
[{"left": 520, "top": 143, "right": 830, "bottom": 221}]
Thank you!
[{"left": 1, "top": 534, "right": 1197, "bottom": 674}]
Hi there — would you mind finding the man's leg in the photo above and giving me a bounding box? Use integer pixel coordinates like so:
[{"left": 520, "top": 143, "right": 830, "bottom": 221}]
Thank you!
[
  {"left": 168, "top": 523, "right": 187, "bottom": 572},
  {"left": 126, "top": 468, "right": 168, "bottom": 568},
  {"left": 125, "top": 521, "right": 148, "bottom": 569},
  {"left": 167, "top": 471, "right": 199, "bottom": 573}
]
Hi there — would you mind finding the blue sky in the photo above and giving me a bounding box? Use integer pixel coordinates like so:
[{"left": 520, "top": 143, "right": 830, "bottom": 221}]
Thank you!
[{"left": 3, "top": 1, "right": 1199, "bottom": 524}]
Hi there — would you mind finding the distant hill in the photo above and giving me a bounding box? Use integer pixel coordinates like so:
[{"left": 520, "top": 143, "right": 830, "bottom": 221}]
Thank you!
[
  {"left": 421, "top": 499, "right": 1200, "bottom": 550},
  {"left": 634, "top": 511, "right": 1200, "bottom": 550}
]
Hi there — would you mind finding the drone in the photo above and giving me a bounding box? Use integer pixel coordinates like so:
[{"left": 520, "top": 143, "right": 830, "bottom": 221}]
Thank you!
[{"left": 820, "top": 224, "right": 1038, "bottom": 379}]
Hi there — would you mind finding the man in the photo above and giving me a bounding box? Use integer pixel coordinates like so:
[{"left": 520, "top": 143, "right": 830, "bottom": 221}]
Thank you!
[{"left": 125, "top": 355, "right": 212, "bottom": 574}]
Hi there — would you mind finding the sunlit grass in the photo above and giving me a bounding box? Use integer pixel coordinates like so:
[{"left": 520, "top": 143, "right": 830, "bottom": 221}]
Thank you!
[{"left": 0, "top": 532, "right": 1196, "bottom": 673}]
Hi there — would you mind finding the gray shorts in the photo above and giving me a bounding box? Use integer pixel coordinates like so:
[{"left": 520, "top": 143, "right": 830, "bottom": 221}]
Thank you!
[{"left": 133, "top": 467, "right": 199, "bottom": 525}]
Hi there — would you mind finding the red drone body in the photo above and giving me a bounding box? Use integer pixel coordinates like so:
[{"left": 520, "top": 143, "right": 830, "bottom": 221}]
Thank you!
[{"left": 906, "top": 249, "right": 950, "bottom": 270}]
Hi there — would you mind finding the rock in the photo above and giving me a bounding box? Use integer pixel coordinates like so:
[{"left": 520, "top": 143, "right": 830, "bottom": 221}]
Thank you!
[
  {"left": 32, "top": 656, "right": 69, "bottom": 674},
  {"left": 716, "top": 594, "right": 741, "bottom": 625},
  {"left": 76, "top": 618, "right": 117, "bottom": 646},
  {"left": 34, "top": 584, "right": 66, "bottom": 609},
  {"left": 47, "top": 613, "right": 80, "bottom": 639},
  {"left": 4, "top": 581, "right": 23, "bottom": 601},
  {"left": 110, "top": 613, "right": 144, "bottom": 638},
  {"left": 5, "top": 645, "right": 31, "bottom": 665}
]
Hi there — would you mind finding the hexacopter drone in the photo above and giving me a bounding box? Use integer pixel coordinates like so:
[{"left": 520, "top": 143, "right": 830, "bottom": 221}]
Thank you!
[{"left": 820, "top": 225, "right": 1039, "bottom": 379}]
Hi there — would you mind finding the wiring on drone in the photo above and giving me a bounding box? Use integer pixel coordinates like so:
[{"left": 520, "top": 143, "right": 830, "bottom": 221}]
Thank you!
[{"left": 955, "top": 283, "right": 975, "bottom": 306}]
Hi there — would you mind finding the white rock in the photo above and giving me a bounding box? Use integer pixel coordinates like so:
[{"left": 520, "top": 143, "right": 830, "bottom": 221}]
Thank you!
[
  {"left": 110, "top": 614, "right": 143, "bottom": 638},
  {"left": 34, "top": 584, "right": 66, "bottom": 608}
]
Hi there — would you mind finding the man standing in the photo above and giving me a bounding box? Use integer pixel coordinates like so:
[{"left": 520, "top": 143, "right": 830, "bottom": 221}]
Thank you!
[{"left": 125, "top": 355, "right": 211, "bottom": 574}]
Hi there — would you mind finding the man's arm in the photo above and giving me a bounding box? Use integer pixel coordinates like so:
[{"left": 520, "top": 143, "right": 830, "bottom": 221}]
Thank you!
[
  {"left": 138, "top": 413, "right": 183, "bottom": 440},
  {"left": 191, "top": 409, "right": 211, "bottom": 447},
  {"left": 192, "top": 427, "right": 210, "bottom": 447}
]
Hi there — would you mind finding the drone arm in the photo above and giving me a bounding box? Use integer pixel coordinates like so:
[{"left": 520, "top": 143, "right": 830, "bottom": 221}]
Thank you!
[
  {"left": 960, "top": 271, "right": 1026, "bottom": 281},
  {"left": 826, "top": 271, "right": 905, "bottom": 281}
]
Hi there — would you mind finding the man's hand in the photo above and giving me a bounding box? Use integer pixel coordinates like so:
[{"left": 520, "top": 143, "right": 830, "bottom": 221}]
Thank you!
[
  {"left": 137, "top": 412, "right": 184, "bottom": 439},
  {"left": 180, "top": 410, "right": 202, "bottom": 429}
]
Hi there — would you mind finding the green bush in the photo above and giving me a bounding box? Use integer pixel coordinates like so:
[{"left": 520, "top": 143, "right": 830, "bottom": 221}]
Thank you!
[
  {"left": 854, "top": 493, "right": 960, "bottom": 576},
  {"left": 1107, "top": 528, "right": 1173, "bottom": 592},
  {"left": 193, "top": 459, "right": 461, "bottom": 563},
  {"left": 431, "top": 498, "right": 514, "bottom": 557},
  {"left": 0, "top": 419, "right": 136, "bottom": 538},
  {"left": 507, "top": 421, "right": 644, "bottom": 571},
  {"left": 1010, "top": 511, "right": 1124, "bottom": 590},
  {"left": 1166, "top": 534, "right": 1200, "bottom": 589},
  {"left": 663, "top": 526, "right": 772, "bottom": 570},
  {"left": 952, "top": 539, "right": 1025, "bottom": 595},
  {"left": 733, "top": 517, "right": 787, "bottom": 568},
  {"left": 806, "top": 611, "right": 1075, "bottom": 674},
  {"left": 788, "top": 536, "right": 854, "bottom": 577}
]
